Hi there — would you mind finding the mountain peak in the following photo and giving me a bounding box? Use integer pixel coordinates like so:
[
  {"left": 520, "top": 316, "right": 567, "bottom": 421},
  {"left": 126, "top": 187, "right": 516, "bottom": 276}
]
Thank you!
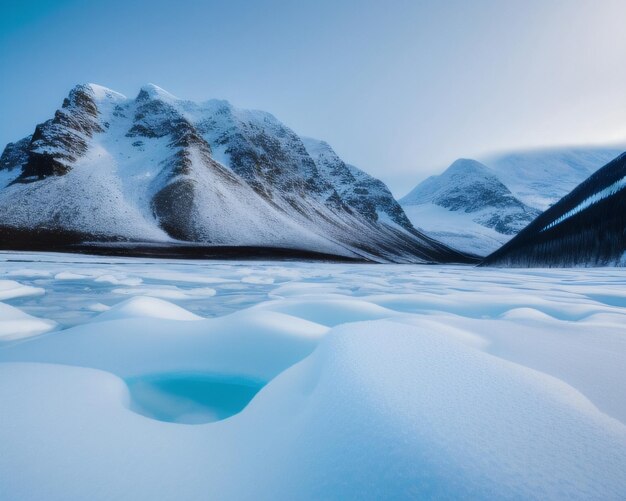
[
  {"left": 85, "top": 83, "right": 127, "bottom": 102},
  {"left": 400, "top": 158, "right": 496, "bottom": 207},
  {"left": 137, "top": 83, "right": 178, "bottom": 102},
  {"left": 63, "top": 84, "right": 126, "bottom": 106},
  {"left": 400, "top": 157, "right": 542, "bottom": 255},
  {"left": 446, "top": 158, "right": 492, "bottom": 176}
]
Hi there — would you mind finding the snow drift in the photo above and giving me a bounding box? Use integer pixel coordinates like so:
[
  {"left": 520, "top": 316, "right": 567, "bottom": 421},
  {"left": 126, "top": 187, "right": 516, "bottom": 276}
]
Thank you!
[{"left": 1, "top": 254, "right": 626, "bottom": 498}]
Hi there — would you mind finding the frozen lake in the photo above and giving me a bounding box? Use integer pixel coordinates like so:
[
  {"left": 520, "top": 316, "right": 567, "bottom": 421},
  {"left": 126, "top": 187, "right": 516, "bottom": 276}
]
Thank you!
[{"left": 1, "top": 251, "right": 626, "bottom": 499}]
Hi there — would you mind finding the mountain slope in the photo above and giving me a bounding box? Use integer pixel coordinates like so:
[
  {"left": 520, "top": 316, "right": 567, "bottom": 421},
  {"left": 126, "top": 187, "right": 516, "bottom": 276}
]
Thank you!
[
  {"left": 0, "top": 84, "right": 472, "bottom": 264},
  {"left": 483, "top": 152, "right": 626, "bottom": 267},
  {"left": 484, "top": 147, "right": 626, "bottom": 210},
  {"left": 301, "top": 137, "right": 413, "bottom": 229},
  {"left": 400, "top": 159, "right": 540, "bottom": 255}
]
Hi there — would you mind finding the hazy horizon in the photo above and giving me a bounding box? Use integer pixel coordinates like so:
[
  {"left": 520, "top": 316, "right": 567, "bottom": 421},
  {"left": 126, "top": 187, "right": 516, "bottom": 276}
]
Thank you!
[{"left": 2, "top": 0, "right": 626, "bottom": 197}]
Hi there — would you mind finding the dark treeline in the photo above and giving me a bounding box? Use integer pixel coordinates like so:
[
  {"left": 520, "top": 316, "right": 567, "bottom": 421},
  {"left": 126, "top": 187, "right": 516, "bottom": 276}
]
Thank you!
[{"left": 483, "top": 152, "right": 626, "bottom": 267}]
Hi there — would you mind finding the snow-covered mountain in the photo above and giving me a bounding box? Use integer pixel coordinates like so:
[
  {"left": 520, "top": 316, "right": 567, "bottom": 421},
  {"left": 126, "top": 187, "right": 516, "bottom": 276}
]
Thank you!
[
  {"left": 484, "top": 147, "right": 625, "bottom": 210},
  {"left": 400, "top": 159, "right": 541, "bottom": 256},
  {"left": 401, "top": 148, "right": 624, "bottom": 256},
  {"left": 0, "top": 83, "right": 472, "bottom": 263},
  {"left": 483, "top": 152, "right": 626, "bottom": 267}
]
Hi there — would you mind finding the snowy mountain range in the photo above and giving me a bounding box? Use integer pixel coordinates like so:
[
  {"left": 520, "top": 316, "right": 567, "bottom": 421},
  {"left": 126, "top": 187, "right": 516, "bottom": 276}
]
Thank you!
[
  {"left": 483, "top": 152, "right": 626, "bottom": 267},
  {"left": 0, "top": 83, "right": 472, "bottom": 263},
  {"left": 401, "top": 147, "right": 624, "bottom": 256}
]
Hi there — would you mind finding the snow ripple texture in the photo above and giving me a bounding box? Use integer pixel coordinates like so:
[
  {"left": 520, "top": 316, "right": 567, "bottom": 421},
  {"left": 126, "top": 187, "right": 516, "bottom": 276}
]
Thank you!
[{"left": 0, "top": 252, "right": 625, "bottom": 499}]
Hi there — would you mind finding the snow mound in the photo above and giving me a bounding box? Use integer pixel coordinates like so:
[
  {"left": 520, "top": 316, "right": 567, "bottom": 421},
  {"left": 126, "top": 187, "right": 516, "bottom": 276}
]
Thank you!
[
  {"left": 0, "top": 302, "right": 56, "bottom": 341},
  {"left": 0, "top": 279, "right": 45, "bottom": 300},
  {"left": 0, "top": 307, "right": 328, "bottom": 380},
  {"left": 94, "top": 297, "right": 203, "bottom": 322},
  {"left": 0, "top": 322, "right": 625, "bottom": 499},
  {"left": 94, "top": 274, "right": 143, "bottom": 286},
  {"left": 258, "top": 298, "right": 395, "bottom": 326},
  {"left": 233, "top": 322, "right": 626, "bottom": 498}
]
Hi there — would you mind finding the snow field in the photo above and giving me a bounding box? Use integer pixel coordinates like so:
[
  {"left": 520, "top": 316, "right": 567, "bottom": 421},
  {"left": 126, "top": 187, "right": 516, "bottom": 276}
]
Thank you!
[{"left": 0, "top": 252, "right": 625, "bottom": 499}]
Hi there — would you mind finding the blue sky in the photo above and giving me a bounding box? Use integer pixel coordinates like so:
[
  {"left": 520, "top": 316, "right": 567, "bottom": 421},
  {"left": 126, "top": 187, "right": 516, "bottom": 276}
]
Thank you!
[{"left": 2, "top": 0, "right": 626, "bottom": 195}]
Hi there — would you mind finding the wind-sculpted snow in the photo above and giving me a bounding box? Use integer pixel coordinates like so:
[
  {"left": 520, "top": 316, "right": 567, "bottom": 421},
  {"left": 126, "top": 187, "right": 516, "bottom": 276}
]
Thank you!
[{"left": 0, "top": 252, "right": 625, "bottom": 499}]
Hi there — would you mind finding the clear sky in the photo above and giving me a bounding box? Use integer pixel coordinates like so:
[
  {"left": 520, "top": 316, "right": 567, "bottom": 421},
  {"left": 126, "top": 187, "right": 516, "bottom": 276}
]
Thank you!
[{"left": 2, "top": 0, "right": 626, "bottom": 196}]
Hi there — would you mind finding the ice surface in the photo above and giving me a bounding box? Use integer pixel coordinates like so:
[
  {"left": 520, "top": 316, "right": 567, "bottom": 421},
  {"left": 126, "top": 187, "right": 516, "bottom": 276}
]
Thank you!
[
  {"left": 126, "top": 372, "right": 264, "bottom": 424},
  {"left": 0, "top": 251, "right": 626, "bottom": 499}
]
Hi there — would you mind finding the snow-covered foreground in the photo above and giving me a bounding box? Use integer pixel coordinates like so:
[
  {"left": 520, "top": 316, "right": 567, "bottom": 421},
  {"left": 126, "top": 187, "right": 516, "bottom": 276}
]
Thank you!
[{"left": 1, "top": 252, "right": 626, "bottom": 499}]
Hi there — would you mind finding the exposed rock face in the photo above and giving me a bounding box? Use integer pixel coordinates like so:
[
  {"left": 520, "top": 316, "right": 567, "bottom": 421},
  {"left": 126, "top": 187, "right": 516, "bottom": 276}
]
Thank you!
[
  {"left": 0, "top": 137, "right": 31, "bottom": 172},
  {"left": 482, "top": 152, "right": 626, "bottom": 267},
  {"left": 0, "top": 83, "right": 473, "bottom": 263},
  {"left": 405, "top": 159, "right": 539, "bottom": 233},
  {"left": 302, "top": 138, "right": 413, "bottom": 228},
  {"left": 16, "top": 84, "right": 104, "bottom": 182}
]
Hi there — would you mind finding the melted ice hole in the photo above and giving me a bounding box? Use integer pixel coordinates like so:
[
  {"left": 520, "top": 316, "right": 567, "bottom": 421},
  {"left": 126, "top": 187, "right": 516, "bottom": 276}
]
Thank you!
[{"left": 126, "top": 373, "right": 264, "bottom": 424}]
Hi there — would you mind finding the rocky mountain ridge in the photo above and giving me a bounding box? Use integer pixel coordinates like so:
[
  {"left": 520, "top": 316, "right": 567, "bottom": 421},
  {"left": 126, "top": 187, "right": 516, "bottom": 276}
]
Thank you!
[{"left": 0, "top": 83, "right": 472, "bottom": 263}]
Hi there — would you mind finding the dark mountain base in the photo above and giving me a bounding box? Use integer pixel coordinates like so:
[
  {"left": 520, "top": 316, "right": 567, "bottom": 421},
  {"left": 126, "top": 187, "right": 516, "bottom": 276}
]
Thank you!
[
  {"left": 0, "top": 226, "right": 480, "bottom": 264},
  {"left": 0, "top": 226, "right": 369, "bottom": 262},
  {"left": 482, "top": 179, "right": 626, "bottom": 267}
]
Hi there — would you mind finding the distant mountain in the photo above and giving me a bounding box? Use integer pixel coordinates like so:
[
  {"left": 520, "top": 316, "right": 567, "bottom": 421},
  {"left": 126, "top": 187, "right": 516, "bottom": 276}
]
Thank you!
[
  {"left": 484, "top": 147, "right": 625, "bottom": 210},
  {"left": 401, "top": 148, "right": 624, "bottom": 256},
  {"left": 0, "top": 83, "right": 472, "bottom": 263},
  {"left": 400, "top": 159, "right": 540, "bottom": 256},
  {"left": 483, "top": 152, "right": 626, "bottom": 267}
]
